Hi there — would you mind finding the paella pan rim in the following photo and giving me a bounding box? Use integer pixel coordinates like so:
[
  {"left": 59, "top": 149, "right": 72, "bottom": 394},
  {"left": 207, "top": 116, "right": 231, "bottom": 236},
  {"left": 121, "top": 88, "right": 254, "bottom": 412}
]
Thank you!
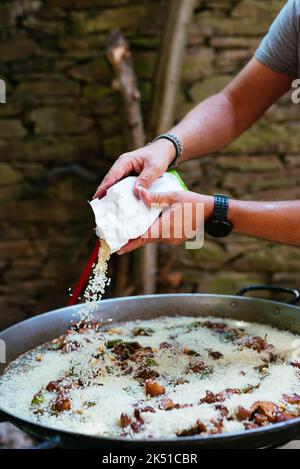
[
  {"left": 1, "top": 293, "right": 300, "bottom": 447},
  {"left": 1, "top": 293, "right": 300, "bottom": 336},
  {"left": 0, "top": 408, "right": 300, "bottom": 446},
  {"left": 1, "top": 406, "right": 300, "bottom": 447}
]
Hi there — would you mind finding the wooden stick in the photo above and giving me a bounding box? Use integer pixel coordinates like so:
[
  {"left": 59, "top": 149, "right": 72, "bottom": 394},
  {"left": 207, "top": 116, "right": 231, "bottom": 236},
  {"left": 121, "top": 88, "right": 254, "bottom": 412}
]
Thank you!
[
  {"left": 106, "top": 29, "right": 149, "bottom": 295},
  {"left": 106, "top": 29, "right": 145, "bottom": 150},
  {"left": 146, "top": 0, "right": 197, "bottom": 294},
  {"left": 149, "top": 0, "right": 197, "bottom": 136}
]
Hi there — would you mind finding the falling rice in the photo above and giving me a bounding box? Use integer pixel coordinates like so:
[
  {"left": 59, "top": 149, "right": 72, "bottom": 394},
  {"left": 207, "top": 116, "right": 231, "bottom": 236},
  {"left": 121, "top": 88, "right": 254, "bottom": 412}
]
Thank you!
[{"left": 77, "top": 239, "right": 111, "bottom": 321}]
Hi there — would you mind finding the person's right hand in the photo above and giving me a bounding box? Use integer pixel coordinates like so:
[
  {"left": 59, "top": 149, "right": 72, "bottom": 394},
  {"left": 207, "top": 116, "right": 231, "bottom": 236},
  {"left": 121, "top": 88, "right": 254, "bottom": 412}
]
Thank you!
[{"left": 93, "top": 138, "right": 176, "bottom": 199}]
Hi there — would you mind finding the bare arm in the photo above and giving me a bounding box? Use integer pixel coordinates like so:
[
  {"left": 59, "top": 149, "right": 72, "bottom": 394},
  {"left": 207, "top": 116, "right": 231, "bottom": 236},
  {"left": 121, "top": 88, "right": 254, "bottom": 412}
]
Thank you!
[
  {"left": 94, "top": 57, "right": 294, "bottom": 198},
  {"left": 118, "top": 194, "right": 300, "bottom": 256},
  {"left": 229, "top": 199, "right": 300, "bottom": 246},
  {"left": 95, "top": 57, "right": 299, "bottom": 248},
  {"left": 171, "top": 57, "right": 294, "bottom": 162}
]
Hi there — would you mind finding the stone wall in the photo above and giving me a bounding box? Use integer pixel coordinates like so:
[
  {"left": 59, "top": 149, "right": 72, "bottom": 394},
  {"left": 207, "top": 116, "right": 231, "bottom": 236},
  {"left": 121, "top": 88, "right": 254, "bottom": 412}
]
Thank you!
[{"left": 0, "top": 0, "right": 298, "bottom": 329}]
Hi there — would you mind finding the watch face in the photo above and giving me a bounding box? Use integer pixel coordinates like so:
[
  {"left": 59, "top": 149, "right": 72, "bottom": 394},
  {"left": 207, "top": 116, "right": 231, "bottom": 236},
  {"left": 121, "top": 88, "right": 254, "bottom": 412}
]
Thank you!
[{"left": 205, "top": 219, "right": 233, "bottom": 238}]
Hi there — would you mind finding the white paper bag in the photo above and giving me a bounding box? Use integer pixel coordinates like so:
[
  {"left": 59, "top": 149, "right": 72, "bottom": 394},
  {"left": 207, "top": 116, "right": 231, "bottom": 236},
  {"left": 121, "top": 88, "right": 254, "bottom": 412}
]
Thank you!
[{"left": 90, "top": 171, "right": 186, "bottom": 253}]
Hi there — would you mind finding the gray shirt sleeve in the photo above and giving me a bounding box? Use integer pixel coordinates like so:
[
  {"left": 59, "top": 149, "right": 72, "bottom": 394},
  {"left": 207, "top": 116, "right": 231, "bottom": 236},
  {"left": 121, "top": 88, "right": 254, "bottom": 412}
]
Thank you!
[{"left": 255, "top": 0, "right": 299, "bottom": 76}]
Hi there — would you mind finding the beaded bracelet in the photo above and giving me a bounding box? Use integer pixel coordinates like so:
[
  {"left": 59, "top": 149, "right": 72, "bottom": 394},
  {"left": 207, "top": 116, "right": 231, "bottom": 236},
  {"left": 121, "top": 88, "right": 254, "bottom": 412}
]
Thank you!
[{"left": 150, "top": 133, "right": 183, "bottom": 168}]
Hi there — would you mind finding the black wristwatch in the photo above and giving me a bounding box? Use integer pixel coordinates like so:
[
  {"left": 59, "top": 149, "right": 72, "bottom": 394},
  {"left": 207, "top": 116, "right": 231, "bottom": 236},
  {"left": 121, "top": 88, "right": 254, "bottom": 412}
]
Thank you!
[{"left": 205, "top": 195, "right": 233, "bottom": 238}]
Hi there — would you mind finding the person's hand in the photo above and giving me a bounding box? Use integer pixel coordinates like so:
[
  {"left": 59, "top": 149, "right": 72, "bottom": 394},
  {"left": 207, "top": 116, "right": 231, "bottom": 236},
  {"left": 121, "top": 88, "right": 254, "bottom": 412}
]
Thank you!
[
  {"left": 117, "top": 190, "right": 214, "bottom": 255},
  {"left": 93, "top": 139, "right": 176, "bottom": 199}
]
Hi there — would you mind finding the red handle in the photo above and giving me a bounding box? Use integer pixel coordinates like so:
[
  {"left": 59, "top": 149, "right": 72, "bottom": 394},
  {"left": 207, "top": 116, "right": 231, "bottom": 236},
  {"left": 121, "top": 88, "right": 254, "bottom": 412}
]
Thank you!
[{"left": 68, "top": 240, "right": 100, "bottom": 306}]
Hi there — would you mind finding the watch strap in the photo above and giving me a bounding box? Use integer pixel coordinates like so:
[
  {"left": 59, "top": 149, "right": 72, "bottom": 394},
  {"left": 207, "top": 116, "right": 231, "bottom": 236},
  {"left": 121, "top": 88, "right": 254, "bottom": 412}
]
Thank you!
[
  {"left": 205, "top": 194, "right": 233, "bottom": 238},
  {"left": 214, "top": 194, "right": 229, "bottom": 222}
]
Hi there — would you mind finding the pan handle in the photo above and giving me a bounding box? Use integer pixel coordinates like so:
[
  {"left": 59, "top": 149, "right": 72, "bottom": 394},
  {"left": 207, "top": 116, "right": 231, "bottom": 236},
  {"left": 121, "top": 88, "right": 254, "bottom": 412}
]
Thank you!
[{"left": 237, "top": 285, "right": 300, "bottom": 305}]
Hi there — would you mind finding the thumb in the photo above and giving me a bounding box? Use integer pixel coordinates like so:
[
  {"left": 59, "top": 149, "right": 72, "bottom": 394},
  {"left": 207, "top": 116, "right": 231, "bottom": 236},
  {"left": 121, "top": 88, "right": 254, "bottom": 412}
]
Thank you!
[
  {"left": 140, "top": 189, "right": 179, "bottom": 208},
  {"left": 134, "top": 164, "right": 161, "bottom": 197}
]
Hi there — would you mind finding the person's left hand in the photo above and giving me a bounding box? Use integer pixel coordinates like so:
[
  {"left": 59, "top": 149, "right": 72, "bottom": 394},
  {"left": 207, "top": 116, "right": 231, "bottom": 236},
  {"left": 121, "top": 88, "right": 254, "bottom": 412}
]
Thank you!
[{"left": 117, "top": 190, "right": 214, "bottom": 255}]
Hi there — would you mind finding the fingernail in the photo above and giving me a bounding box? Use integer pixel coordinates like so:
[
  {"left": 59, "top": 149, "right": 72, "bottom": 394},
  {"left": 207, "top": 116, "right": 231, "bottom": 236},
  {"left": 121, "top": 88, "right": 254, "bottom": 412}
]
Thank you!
[
  {"left": 136, "top": 184, "right": 144, "bottom": 194},
  {"left": 117, "top": 250, "right": 123, "bottom": 255}
]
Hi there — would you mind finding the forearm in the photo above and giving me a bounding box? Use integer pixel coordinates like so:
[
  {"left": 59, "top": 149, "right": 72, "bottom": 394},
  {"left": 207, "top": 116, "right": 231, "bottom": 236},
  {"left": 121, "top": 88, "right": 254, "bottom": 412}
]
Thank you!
[
  {"left": 167, "top": 59, "right": 293, "bottom": 164},
  {"left": 228, "top": 200, "right": 300, "bottom": 246},
  {"left": 170, "top": 92, "right": 240, "bottom": 162}
]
